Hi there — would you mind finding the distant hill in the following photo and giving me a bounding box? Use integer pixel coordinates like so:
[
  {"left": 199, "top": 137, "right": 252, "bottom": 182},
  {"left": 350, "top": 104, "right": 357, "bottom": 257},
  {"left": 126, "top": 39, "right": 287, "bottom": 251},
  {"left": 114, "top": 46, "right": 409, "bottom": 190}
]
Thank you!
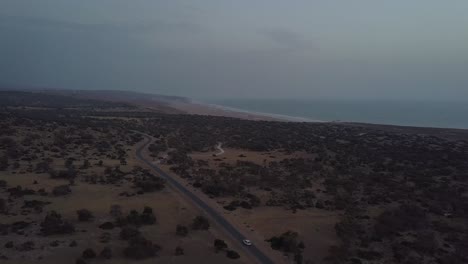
[
  {"left": 44, "top": 89, "right": 190, "bottom": 104},
  {"left": 0, "top": 90, "right": 134, "bottom": 109},
  {"left": 0, "top": 87, "right": 187, "bottom": 114}
]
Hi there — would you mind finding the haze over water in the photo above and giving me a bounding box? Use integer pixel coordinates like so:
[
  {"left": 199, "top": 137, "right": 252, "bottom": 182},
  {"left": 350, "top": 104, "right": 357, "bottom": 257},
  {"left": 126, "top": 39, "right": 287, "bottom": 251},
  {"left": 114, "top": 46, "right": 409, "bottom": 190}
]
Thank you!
[{"left": 209, "top": 99, "right": 468, "bottom": 129}]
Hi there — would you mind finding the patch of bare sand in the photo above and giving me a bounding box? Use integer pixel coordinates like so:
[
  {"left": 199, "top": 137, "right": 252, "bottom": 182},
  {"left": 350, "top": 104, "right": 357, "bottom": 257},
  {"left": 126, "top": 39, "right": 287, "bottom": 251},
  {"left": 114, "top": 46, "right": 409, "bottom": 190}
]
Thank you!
[
  {"left": 190, "top": 148, "right": 315, "bottom": 169},
  {"left": 0, "top": 171, "right": 247, "bottom": 264},
  {"left": 0, "top": 140, "right": 249, "bottom": 263},
  {"left": 233, "top": 207, "right": 340, "bottom": 263},
  {"left": 170, "top": 101, "right": 284, "bottom": 121}
]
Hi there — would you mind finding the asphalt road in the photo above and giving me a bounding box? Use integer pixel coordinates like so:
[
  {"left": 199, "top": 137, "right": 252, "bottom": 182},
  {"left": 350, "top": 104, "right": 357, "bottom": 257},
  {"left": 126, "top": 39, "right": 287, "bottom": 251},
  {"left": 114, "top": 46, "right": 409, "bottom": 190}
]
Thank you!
[{"left": 136, "top": 135, "right": 274, "bottom": 264}]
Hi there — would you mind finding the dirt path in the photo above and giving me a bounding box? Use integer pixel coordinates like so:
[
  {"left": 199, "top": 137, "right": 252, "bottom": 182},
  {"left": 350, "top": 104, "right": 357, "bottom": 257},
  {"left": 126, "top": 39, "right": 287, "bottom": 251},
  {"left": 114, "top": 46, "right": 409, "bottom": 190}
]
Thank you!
[{"left": 215, "top": 142, "right": 225, "bottom": 156}]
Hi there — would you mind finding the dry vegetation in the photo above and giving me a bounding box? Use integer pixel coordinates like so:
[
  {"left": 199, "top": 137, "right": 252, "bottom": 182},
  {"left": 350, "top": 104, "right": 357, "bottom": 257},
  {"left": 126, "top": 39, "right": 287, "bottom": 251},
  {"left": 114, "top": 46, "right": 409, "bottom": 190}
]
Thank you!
[
  {"left": 0, "top": 92, "right": 245, "bottom": 264},
  {"left": 139, "top": 114, "right": 468, "bottom": 264},
  {"left": 1, "top": 90, "right": 468, "bottom": 264}
]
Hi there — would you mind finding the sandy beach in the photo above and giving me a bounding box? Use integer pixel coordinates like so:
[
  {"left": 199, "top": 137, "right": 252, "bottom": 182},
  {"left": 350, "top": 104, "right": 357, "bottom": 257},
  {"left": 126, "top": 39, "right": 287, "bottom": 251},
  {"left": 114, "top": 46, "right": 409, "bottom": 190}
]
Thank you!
[{"left": 168, "top": 100, "right": 321, "bottom": 123}]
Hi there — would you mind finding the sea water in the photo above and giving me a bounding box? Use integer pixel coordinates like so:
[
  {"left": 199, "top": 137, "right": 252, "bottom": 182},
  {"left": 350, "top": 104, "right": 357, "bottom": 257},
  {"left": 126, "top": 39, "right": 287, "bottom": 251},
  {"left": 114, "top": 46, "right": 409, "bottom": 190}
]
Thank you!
[{"left": 208, "top": 99, "right": 468, "bottom": 129}]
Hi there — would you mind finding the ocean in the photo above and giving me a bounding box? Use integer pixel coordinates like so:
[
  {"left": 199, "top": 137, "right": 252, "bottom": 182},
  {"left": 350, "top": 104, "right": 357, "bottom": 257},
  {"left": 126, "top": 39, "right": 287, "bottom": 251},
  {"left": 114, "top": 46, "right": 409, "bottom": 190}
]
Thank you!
[{"left": 207, "top": 99, "right": 468, "bottom": 129}]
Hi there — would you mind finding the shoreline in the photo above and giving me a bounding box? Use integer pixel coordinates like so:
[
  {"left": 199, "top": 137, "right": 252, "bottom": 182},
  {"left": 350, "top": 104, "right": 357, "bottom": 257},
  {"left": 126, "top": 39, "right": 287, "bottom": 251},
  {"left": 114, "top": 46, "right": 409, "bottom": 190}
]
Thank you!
[
  {"left": 166, "top": 99, "right": 468, "bottom": 140},
  {"left": 169, "top": 99, "right": 323, "bottom": 123}
]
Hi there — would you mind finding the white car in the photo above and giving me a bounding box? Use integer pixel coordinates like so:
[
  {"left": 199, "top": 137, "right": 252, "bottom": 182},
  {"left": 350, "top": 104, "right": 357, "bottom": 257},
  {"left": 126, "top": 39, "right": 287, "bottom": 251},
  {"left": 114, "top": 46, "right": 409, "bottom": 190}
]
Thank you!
[{"left": 242, "top": 239, "right": 252, "bottom": 246}]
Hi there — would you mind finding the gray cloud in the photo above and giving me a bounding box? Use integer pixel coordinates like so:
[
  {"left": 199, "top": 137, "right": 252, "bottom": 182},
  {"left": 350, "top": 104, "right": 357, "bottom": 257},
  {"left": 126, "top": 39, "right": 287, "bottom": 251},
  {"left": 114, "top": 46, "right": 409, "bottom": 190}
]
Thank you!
[
  {"left": 0, "top": 1, "right": 468, "bottom": 101},
  {"left": 259, "top": 28, "right": 314, "bottom": 51},
  {"left": 0, "top": 14, "right": 199, "bottom": 35}
]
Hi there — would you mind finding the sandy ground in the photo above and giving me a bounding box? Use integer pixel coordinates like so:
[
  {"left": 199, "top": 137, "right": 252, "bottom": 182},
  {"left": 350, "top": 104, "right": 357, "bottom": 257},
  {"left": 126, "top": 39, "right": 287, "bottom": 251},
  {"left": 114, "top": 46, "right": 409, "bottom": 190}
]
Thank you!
[
  {"left": 169, "top": 101, "right": 288, "bottom": 122},
  {"left": 140, "top": 141, "right": 285, "bottom": 264},
  {"left": 157, "top": 145, "right": 339, "bottom": 263},
  {"left": 190, "top": 147, "right": 316, "bottom": 170},
  {"left": 0, "top": 140, "right": 248, "bottom": 264}
]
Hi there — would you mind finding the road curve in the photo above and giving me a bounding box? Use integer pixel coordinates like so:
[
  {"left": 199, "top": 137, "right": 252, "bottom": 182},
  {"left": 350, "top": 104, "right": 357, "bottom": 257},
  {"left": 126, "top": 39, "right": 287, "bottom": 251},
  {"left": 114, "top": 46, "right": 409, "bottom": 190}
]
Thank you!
[{"left": 136, "top": 135, "right": 274, "bottom": 264}]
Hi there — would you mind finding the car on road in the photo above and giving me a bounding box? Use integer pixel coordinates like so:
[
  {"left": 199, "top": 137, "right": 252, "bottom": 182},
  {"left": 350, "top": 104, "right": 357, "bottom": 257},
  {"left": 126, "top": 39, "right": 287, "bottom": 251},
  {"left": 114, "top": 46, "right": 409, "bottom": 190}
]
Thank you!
[{"left": 242, "top": 239, "right": 252, "bottom": 246}]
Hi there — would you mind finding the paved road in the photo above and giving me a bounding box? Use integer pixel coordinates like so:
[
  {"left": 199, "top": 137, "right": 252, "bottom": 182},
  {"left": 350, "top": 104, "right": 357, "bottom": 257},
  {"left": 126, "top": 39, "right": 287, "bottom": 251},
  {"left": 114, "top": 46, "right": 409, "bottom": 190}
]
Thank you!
[{"left": 136, "top": 135, "right": 274, "bottom": 264}]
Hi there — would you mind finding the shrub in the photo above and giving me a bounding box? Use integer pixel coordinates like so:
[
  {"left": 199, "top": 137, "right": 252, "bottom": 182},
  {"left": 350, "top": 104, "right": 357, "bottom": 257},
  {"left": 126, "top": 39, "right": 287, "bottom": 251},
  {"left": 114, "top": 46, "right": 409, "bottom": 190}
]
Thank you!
[
  {"left": 100, "top": 247, "right": 112, "bottom": 259},
  {"left": 52, "top": 185, "right": 71, "bottom": 196},
  {"left": 214, "top": 239, "right": 228, "bottom": 252},
  {"left": 0, "top": 155, "right": 8, "bottom": 171},
  {"left": 191, "top": 216, "right": 210, "bottom": 230},
  {"left": 117, "top": 207, "right": 156, "bottom": 227},
  {"left": 75, "top": 258, "right": 86, "bottom": 264},
  {"left": 77, "top": 209, "right": 94, "bottom": 222},
  {"left": 99, "top": 222, "right": 115, "bottom": 230},
  {"left": 175, "top": 246, "right": 184, "bottom": 256},
  {"left": 82, "top": 248, "right": 96, "bottom": 259},
  {"left": 226, "top": 250, "right": 240, "bottom": 259},
  {"left": 109, "top": 204, "right": 122, "bottom": 218},
  {"left": 123, "top": 236, "right": 161, "bottom": 259},
  {"left": 120, "top": 226, "right": 141, "bottom": 241},
  {"left": 176, "top": 224, "right": 188, "bottom": 236},
  {"left": 134, "top": 177, "right": 165, "bottom": 193},
  {"left": 267, "top": 231, "right": 304, "bottom": 253},
  {"left": 40, "top": 211, "right": 75, "bottom": 235}
]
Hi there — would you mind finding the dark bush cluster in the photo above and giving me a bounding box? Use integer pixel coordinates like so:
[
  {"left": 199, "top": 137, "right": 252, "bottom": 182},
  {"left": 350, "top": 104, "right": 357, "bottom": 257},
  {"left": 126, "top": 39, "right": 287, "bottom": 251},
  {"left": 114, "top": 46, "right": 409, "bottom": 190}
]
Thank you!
[
  {"left": 117, "top": 207, "right": 156, "bottom": 227},
  {"left": 191, "top": 216, "right": 210, "bottom": 230},
  {"left": 40, "top": 211, "right": 75, "bottom": 235}
]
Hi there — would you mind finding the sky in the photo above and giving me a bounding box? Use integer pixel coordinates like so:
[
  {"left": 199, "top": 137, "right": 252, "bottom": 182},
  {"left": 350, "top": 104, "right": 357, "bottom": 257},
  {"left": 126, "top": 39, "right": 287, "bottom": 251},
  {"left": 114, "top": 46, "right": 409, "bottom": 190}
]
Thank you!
[{"left": 1, "top": 0, "right": 468, "bottom": 101}]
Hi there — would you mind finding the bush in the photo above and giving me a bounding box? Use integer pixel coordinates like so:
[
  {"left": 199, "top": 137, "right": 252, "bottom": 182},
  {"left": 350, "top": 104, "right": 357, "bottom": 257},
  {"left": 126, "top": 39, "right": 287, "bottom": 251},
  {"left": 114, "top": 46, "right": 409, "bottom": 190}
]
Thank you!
[
  {"left": 120, "top": 226, "right": 141, "bottom": 241},
  {"left": 99, "top": 222, "right": 115, "bottom": 230},
  {"left": 123, "top": 236, "right": 161, "bottom": 259},
  {"left": 100, "top": 247, "right": 112, "bottom": 259},
  {"left": 75, "top": 258, "right": 86, "bottom": 264},
  {"left": 175, "top": 246, "right": 184, "bottom": 256},
  {"left": 0, "top": 156, "right": 9, "bottom": 171},
  {"left": 52, "top": 185, "right": 71, "bottom": 196},
  {"left": 82, "top": 248, "right": 96, "bottom": 259},
  {"left": 214, "top": 239, "right": 228, "bottom": 252},
  {"left": 40, "top": 211, "right": 75, "bottom": 235},
  {"left": 109, "top": 204, "right": 122, "bottom": 218},
  {"left": 134, "top": 177, "right": 165, "bottom": 193},
  {"left": 77, "top": 209, "right": 94, "bottom": 222},
  {"left": 117, "top": 207, "right": 156, "bottom": 227},
  {"left": 49, "top": 169, "right": 77, "bottom": 180},
  {"left": 226, "top": 250, "right": 240, "bottom": 259},
  {"left": 191, "top": 216, "right": 210, "bottom": 230},
  {"left": 0, "top": 198, "right": 6, "bottom": 213},
  {"left": 176, "top": 224, "right": 188, "bottom": 236},
  {"left": 267, "top": 231, "right": 304, "bottom": 254},
  {"left": 141, "top": 206, "right": 157, "bottom": 225}
]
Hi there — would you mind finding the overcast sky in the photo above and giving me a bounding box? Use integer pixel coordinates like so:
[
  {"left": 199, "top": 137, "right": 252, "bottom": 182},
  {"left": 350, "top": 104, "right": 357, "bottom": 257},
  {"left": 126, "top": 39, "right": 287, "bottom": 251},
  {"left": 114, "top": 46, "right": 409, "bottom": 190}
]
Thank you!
[{"left": 1, "top": 1, "right": 467, "bottom": 100}]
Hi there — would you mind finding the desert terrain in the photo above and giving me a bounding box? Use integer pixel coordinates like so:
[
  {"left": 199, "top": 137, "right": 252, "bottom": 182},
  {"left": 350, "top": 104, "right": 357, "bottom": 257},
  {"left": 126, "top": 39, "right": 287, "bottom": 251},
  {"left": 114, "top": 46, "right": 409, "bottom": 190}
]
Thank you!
[{"left": 1, "top": 90, "right": 468, "bottom": 264}]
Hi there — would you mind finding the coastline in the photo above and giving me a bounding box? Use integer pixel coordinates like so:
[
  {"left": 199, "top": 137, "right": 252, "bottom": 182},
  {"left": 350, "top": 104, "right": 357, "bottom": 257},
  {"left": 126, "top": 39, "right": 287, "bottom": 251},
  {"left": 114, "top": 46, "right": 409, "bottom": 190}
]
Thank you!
[
  {"left": 166, "top": 99, "right": 468, "bottom": 141},
  {"left": 169, "top": 100, "right": 322, "bottom": 123}
]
